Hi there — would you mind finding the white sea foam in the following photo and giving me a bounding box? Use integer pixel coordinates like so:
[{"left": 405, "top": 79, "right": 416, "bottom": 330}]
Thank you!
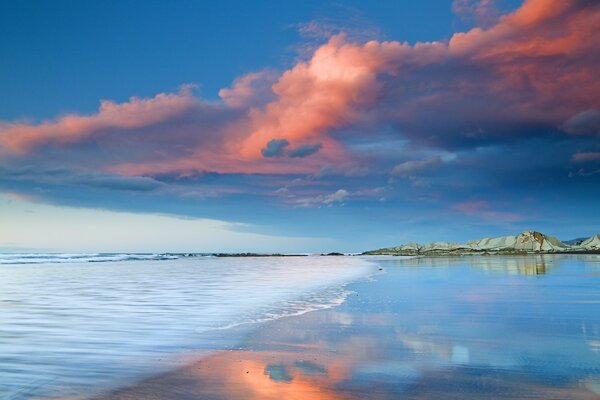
[
  {"left": 210, "top": 288, "right": 356, "bottom": 332},
  {"left": 0, "top": 252, "right": 182, "bottom": 264},
  {"left": 0, "top": 255, "right": 376, "bottom": 399}
]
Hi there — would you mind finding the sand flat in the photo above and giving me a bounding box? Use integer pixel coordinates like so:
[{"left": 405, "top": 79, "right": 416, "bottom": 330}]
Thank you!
[{"left": 93, "top": 255, "right": 600, "bottom": 400}]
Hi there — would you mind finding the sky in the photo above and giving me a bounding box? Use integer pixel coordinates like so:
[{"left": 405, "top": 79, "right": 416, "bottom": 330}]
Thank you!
[{"left": 1, "top": 0, "right": 599, "bottom": 252}]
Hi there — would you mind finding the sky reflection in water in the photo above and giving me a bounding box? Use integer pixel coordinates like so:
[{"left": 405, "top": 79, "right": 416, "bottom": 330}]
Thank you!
[
  {"left": 2, "top": 255, "right": 599, "bottom": 399},
  {"left": 102, "top": 255, "right": 600, "bottom": 399}
]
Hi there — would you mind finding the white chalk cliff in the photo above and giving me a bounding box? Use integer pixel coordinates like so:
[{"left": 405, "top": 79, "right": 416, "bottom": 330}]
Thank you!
[
  {"left": 578, "top": 234, "right": 600, "bottom": 250},
  {"left": 365, "top": 230, "right": 599, "bottom": 255}
]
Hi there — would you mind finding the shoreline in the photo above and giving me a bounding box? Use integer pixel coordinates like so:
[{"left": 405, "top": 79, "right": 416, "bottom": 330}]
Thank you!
[
  {"left": 86, "top": 267, "right": 380, "bottom": 400},
  {"left": 2, "top": 256, "right": 376, "bottom": 400},
  {"left": 362, "top": 249, "right": 600, "bottom": 256},
  {"left": 89, "top": 254, "right": 600, "bottom": 400}
]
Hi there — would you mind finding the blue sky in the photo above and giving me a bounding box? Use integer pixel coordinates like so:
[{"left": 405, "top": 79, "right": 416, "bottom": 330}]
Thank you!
[
  {"left": 0, "top": 1, "right": 460, "bottom": 120},
  {"left": 1, "top": 0, "right": 599, "bottom": 252}
]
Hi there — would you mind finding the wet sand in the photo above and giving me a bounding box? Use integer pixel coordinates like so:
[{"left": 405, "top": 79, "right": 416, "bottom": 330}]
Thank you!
[
  {"left": 93, "top": 255, "right": 600, "bottom": 400},
  {"left": 95, "top": 326, "right": 599, "bottom": 400}
]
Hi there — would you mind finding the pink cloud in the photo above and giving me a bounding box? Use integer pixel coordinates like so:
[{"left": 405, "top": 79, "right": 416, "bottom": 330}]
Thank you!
[
  {"left": 459, "top": 4, "right": 597, "bottom": 106},
  {"left": 0, "top": 85, "right": 197, "bottom": 152},
  {"left": 0, "top": 85, "right": 198, "bottom": 153},
  {"left": 0, "top": 0, "right": 598, "bottom": 179},
  {"left": 452, "top": 200, "right": 522, "bottom": 222},
  {"left": 219, "top": 70, "right": 276, "bottom": 108},
  {"left": 572, "top": 151, "right": 600, "bottom": 163},
  {"left": 234, "top": 0, "right": 599, "bottom": 162},
  {"left": 235, "top": 34, "right": 448, "bottom": 162}
]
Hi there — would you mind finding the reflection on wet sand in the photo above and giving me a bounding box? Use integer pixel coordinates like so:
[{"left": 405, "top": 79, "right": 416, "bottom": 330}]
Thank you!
[
  {"left": 95, "top": 312, "right": 599, "bottom": 400},
  {"left": 91, "top": 255, "right": 600, "bottom": 399},
  {"left": 93, "top": 348, "right": 348, "bottom": 400}
]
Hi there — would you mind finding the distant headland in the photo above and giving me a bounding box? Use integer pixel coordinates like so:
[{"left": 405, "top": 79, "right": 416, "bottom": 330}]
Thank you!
[{"left": 363, "top": 230, "right": 600, "bottom": 256}]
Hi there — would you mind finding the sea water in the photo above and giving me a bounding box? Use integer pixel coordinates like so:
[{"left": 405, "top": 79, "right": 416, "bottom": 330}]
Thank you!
[
  {"left": 0, "top": 255, "right": 375, "bottom": 399},
  {"left": 2, "top": 254, "right": 599, "bottom": 399},
  {"left": 332, "top": 255, "right": 600, "bottom": 397}
]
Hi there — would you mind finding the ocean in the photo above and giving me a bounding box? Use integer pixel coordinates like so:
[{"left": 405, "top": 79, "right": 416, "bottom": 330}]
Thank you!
[{"left": 1, "top": 254, "right": 599, "bottom": 399}]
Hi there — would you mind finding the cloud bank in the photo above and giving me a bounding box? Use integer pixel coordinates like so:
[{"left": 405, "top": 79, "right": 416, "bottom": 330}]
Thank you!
[{"left": 0, "top": 0, "right": 598, "bottom": 232}]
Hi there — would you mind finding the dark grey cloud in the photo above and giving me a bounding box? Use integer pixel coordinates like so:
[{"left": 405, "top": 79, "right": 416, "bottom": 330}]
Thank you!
[
  {"left": 72, "top": 174, "right": 164, "bottom": 192},
  {"left": 0, "top": 166, "right": 163, "bottom": 192},
  {"left": 288, "top": 143, "right": 322, "bottom": 158},
  {"left": 261, "top": 139, "right": 290, "bottom": 158}
]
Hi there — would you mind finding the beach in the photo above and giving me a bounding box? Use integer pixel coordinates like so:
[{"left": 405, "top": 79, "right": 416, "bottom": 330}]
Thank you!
[
  {"left": 0, "top": 255, "right": 373, "bottom": 399},
  {"left": 90, "top": 254, "right": 600, "bottom": 399},
  {"left": 1, "top": 254, "right": 599, "bottom": 399}
]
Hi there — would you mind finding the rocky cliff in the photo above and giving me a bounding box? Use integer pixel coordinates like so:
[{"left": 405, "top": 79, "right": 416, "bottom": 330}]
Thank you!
[{"left": 363, "top": 230, "right": 600, "bottom": 255}]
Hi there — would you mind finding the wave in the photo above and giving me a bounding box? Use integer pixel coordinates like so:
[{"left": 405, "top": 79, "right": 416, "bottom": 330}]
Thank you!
[
  {"left": 0, "top": 252, "right": 185, "bottom": 264},
  {"left": 210, "top": 287, "right": 356, "bottom": 332}
]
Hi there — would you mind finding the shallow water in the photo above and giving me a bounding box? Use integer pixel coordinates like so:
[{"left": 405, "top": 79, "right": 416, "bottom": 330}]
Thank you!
[
  {"left": 336, "top": 255, "right": 600, "bottom": 394},
  {"left": 93, "top": 254, "right": 600, "bottom": 400},
  {"left": 0, "top": 255, "right": 374, "bottom": 399},
  {"left": 333, "top": 255, "right": 600, "bottom": 398},
  {"left": 2, "top": 254, "right": 600, "bottom": 399}
]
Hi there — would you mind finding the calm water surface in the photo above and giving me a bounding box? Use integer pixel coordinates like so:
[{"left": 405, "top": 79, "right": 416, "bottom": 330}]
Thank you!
[{"left": 333, "top": 255, "right": 600, "bottom": 397}]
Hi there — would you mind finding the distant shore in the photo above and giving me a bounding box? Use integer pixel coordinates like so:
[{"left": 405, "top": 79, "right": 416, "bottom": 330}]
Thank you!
[
  {"left": 362, "top": 249, "right": 600, "bottom": 256},
  {"left": 362, "top": 230, "right": 600, "bottom": 256}
]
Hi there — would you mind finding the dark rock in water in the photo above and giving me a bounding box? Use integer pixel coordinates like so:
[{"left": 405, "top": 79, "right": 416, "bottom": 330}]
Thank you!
[{"left": 323, "top": 252, "right": 344, "bottom": 256}]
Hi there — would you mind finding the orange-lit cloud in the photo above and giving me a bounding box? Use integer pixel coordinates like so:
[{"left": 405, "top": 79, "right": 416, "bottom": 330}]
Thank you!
[
  {"left": 219, "top": 70, "right": 276, "bottom": 109},
  {"left": 236, "top": 34, "right": 426, "bottom": 160},
  {"left": 0, "top": 0, "right": 598, "bottom": 181},
  {"left": 0, "top": 85, "right": 197, "bottom": 153}
]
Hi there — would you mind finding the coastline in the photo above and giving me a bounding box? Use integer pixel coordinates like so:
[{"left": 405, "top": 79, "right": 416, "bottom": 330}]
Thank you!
[
  {"left": 1, "top": 256, "right": 376, "bottom": 399},
  {"left": 362, "top": 230, "right": 600, "bottom": 256},
  {"left": 89, "top": 254, "right": 600, "bottom": 400}
]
